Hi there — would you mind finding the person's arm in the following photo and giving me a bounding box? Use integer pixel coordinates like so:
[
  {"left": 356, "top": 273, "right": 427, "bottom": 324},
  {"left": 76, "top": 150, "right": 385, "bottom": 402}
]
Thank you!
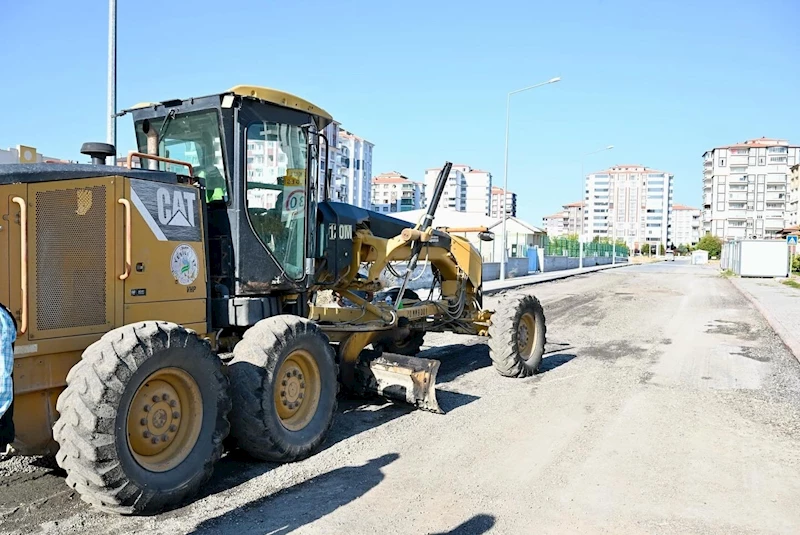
[{"left": 0, "top": 305, "right": 16, "bottom": 420}]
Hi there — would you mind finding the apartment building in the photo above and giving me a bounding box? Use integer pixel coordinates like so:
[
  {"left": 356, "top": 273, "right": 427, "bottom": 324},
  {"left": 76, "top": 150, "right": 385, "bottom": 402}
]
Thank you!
[
  {"left": 672, "top": 204, "right": 701, "bottom": 246},
  {"left": 371, "top": 172, "right": 425, "bottom": 213},
  {"left": 543, "top": 211, "right": 568, "bottom": 237},
  {"left": 702, "top": 137, "right": 799, "bottom": 239},
  {"left": 424, "top": 166, "right": 467, "bottom": 212},
  {"left": 337, "top": 129, "right": 374, "bottom": 209},
  {"left": 451, "top": 164, "right": 492, "bottom": 215},
  {"left": 586, "top": 164, "right": 674, "bottom": 250},
  {"left": 489, "top": 187, "right": 517, "bottom": 218},
  {"left": 788, "top": 164, "right": 799, "bottom": 229},
  {"left": 317, "top": 120, "right": 341, "bottom": 200},
  {"left": 542, "top": 201, "right": 583, "bottom": 237}
]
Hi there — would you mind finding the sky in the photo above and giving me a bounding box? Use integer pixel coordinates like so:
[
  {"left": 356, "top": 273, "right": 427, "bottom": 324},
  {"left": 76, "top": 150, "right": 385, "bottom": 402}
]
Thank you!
[{"left": 1, "top": 0, "right": 799, "bottom": 225}]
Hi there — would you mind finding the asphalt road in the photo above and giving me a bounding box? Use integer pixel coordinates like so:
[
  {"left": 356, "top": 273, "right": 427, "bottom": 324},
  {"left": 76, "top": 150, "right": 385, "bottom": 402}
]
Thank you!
[{"left": 3, "top": 261, "right": 800, "bottom": 534}]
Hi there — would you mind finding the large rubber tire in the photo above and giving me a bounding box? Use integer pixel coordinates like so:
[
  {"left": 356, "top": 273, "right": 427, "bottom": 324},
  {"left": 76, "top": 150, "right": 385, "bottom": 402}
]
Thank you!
[
  {"left": 488, "top": 295, "right": 547, "bottom": 378},
  {"left": 53, "top": 322, "right": 231, "bottom": 515},
  {"left": 228, "top": 316, "right": 338, "bottom": 462}
]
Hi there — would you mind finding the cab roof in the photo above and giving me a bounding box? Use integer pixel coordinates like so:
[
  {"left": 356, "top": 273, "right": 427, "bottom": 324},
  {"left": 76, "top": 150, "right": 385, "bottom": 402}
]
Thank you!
[{"left": 126, "top": 85, "right": 333, "bottom": 126}]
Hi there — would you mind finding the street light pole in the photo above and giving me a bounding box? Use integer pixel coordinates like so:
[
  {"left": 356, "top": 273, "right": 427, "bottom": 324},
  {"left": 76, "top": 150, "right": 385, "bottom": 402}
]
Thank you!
[
  {"left": 107, "top": 0, "right": 117, "bottom": 164},
  {"left": 500, "top": 76, "right": 561, "bottom": 281},
  {"left": 579, "top": 145, "right": 614, "bottom": 269}
]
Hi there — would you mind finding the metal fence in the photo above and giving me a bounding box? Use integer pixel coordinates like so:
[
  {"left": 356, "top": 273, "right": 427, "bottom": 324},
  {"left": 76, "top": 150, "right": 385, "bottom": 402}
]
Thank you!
[{"left": 543, "top": 236, "right": 629, "bottom": 258}]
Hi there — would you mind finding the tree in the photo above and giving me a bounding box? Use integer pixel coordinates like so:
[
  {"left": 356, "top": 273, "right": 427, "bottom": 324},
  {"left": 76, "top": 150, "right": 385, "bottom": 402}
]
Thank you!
[
  {"left": 659, "top": 243, "right": 666, "bottom": 255},
  {"left": 677, "top": 244, "right": 689, "bottom": 255},
  {"left": 696, "top": 233, "right": 723, "bottom": 258}
]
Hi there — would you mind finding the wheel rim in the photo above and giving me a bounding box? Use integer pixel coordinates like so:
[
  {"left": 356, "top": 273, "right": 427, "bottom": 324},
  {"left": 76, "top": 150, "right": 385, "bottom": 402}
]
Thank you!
[
  {"left": 517, "top": 312, "right": 536, "bottom": 358},
  {"left": 127, "top": 367, "right": 203, "bottom": 473},
  {"left": 274, "top": 349, "right": 321, "bottom": 432}
]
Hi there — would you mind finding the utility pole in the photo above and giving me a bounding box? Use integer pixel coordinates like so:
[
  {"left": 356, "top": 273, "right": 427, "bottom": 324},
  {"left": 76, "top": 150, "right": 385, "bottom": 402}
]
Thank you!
[{"left": 107, "top": 0, "right": 117, "bottom": 164}]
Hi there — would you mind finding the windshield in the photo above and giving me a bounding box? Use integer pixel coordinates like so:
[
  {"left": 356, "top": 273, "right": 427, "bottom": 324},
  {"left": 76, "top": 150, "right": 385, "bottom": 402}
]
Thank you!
[{"left": 135, "top": 110, "right": 228, "bottom": 203}]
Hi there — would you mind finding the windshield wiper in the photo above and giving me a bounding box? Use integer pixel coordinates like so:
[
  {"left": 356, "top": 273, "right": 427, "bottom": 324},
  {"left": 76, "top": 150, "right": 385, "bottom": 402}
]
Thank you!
[{"left": 156, "top": 109, "right": 177, "bottom": 145}]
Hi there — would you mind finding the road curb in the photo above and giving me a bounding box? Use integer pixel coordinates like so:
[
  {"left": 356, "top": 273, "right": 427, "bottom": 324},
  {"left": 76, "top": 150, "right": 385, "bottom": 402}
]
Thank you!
[
  {"left": 729, "top": 277, "right": 800, "bottom": 363},
  {"left": 483, "top": 262, "right": 636, "bottom": 295}
]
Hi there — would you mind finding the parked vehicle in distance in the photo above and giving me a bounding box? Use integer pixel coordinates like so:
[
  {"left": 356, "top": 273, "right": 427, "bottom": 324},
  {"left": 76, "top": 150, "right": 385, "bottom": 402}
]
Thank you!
[{"left": 665, "top": 251, "right": 675, "bottom": 261}]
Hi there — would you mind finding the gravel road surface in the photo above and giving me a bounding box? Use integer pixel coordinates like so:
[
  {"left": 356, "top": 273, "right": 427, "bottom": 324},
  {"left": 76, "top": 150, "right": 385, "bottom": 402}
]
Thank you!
[{"left": 3, "top": 261, "right": 800, "bottom": 534}]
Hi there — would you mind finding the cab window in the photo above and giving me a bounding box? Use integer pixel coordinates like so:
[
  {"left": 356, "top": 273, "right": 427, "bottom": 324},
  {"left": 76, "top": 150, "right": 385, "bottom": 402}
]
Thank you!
[
  {"left": 135, "top": 110, "right": 228, "bottom": 203},
  {"left": 245, "top": 122, "right": 308, "bottom": 279}
]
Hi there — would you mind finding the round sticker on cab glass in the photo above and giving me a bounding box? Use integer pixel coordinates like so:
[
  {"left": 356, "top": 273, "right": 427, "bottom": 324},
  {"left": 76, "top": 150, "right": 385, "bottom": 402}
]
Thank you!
[{"left": 171, "top": 244, "right": 199, "bottom": 285}]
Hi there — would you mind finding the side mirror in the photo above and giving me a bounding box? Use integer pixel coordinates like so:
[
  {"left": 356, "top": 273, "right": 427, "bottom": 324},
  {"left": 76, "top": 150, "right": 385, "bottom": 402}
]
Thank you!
[{"left": 478, "top": 231, "right": 495, "bottom": 242}]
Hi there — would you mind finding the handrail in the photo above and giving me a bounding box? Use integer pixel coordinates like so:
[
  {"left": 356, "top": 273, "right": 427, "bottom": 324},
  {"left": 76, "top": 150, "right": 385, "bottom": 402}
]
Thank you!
[
  {"left": 126, "top": 151, "right": 194, "bottom": 176},
  {"left": 118, "top": 199, "right": 132, "bottom": 280},
  {"left": 11, "top": 197, "right": 27, "bottom": 334}
]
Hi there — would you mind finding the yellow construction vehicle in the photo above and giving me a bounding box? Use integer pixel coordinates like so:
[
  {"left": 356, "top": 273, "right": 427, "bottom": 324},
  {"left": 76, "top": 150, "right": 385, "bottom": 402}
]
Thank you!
[{"left": 0, "top": 85, "right": 546, "bottom": 514}]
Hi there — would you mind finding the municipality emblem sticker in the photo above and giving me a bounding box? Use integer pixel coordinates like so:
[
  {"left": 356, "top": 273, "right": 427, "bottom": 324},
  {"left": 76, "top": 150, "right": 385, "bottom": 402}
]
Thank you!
[{"left": 171, "top": 244, "right": 199, "bottom": 285}]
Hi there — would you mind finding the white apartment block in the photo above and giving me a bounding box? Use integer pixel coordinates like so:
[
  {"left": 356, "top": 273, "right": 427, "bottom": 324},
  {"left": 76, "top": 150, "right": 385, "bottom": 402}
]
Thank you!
[
  {"left": 542, "top": 201, "right": 582, "bottom": 237},
  {"left": 424, "top": 166, "right": 467, "bottom": 212},
  {"left": 337, "top": 129, "right": 374, "bottom": 209},
  {"left": 672, "top": 204, "right": 701, "bottom": 246},
  {"left": 317, "top": 120, "right": 341, "bottom": 201},
  {"left": 787, "top": 164, "right": 799, "bottom": 229},
  {"left": 702, "top": 137, "right": 799, "bottom": 239},
  {"left": 489, "top": 187, "right": 517, "bottom": 218},
  {"left": 451, "top": 164, "right": 492, "bottom": 215},
  {"left": 371, "top": 172, "right": 425, "bottom": 214},
  {"left": 586, "top": 164, "right": 674, "bottom": 250}
]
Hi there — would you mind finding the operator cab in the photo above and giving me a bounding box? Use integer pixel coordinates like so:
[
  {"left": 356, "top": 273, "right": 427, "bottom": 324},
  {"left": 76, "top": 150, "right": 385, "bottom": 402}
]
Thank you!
[{"left": 125, "top": 86, "right": 333, "bottom": 326}]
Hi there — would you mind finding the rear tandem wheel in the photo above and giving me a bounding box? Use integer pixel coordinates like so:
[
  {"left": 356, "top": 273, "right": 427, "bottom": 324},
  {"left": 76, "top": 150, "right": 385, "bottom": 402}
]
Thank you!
[{"left": 53, "top": 322, "right": 231, "bottom": 514}]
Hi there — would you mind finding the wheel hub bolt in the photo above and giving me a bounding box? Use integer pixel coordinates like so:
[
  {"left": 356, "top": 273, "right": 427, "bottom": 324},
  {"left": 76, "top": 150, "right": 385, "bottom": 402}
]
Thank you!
[
  {"left": 282, "top": 399, "right": 288, "bottom": 406},
  {"left": 280, "top": 391, "right": 286, "bottom": 398},
  {"left": 282, "top": 380, "right": 287, "bottom": 386},
  {"left": 143, "top": 431, "right": 151, "bottom": 438},
  {"left": 298, "top": 373, "right": 303, "bottom": 380},
  {"left": 300, "top": 382, "right": 305, "bottom": 388},
  {"left": 169, "top": 424, "right": 177, "bottom": 432},
  {"left": 143, "top": 404, "right": 150, "bottom": 412},
  {"left": 152, "top": 395, "right": 160, "bottom": 403},
  {"left": 161, "top": 434, "right": 168, "bottom": 442},
  {"left": 151, "top": 437, "right": 159, "bottom": 444},
  {"left": 162, "top": 393, "right": 169, "bottom": 401},
  {"left": 298, "top": 393, "right": 304, "bottom": 399},
  {"left": 173, "top": 411, "right": 180, "bottom": 419},
  {"left": 286, "top": 372, "right": 291, "bottom": 378},
  {"left": 169, "top": 400, "right": 177, "bottom": 408},
  {"left": 140, "top": 418, "right": 147, "bottom": 426}
]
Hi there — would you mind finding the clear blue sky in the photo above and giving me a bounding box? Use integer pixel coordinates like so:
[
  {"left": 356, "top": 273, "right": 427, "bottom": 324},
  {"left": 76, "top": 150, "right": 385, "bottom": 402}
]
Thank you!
[{"left": 2, "top": 0, "right": 798, "bottom": 224}]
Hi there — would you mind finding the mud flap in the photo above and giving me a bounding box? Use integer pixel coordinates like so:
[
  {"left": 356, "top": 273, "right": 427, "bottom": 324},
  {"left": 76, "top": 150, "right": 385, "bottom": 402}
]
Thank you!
[{"left": 358, "top": 352, "right": 443, "bottom": 414}]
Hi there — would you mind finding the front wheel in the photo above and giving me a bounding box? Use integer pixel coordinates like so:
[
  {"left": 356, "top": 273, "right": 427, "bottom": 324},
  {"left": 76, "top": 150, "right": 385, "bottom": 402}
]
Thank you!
[
  {"left": 227, "top": 316, "right": 338, "bottom": 462},
  {"left": 488, "top": 295, "right": 547, "bottom": 377},
  {"left": 53, "top": 322, "right": 231, "bottom": 514}
]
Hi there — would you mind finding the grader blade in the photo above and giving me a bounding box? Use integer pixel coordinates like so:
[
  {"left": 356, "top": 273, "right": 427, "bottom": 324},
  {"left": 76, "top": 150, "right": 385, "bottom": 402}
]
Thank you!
[{"left": 363, "top": 353, "right": 443, "bottom": 414}]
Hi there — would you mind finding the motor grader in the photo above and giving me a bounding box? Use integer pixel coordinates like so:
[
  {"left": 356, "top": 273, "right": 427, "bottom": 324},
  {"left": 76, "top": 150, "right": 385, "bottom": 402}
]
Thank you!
[{"left": 0, "top": 85, "right": 546, "bottom": 514}]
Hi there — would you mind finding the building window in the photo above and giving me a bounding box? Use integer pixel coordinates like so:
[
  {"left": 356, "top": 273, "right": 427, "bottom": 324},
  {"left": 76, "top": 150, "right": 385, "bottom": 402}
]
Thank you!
[{"left": 719, "top": 158, "right": 726, "bottom": 167}]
